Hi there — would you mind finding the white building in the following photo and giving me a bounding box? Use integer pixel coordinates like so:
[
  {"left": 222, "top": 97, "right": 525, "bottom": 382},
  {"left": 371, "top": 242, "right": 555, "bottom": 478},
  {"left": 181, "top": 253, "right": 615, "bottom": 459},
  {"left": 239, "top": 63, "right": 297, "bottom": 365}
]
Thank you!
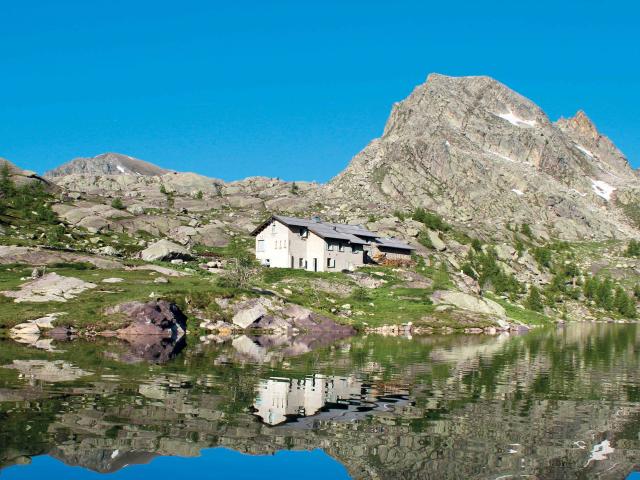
[{"left": 251, "top": 215, "right": 414, "bottom": 272}]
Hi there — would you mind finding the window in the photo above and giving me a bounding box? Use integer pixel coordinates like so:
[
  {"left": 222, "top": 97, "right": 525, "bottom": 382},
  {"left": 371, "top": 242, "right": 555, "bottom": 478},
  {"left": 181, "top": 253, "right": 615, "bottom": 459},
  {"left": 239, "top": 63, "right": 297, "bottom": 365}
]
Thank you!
[
  {"left": 299, "top": 227, "right": 308, "bottom": 238},
  {"left": 271, "top": 222, "right": 276, "bottom": 234},
  {"left": 338, "top": 243, "right": 345, "bottom": 252},
  {"left": 327, "top": 242, "right": 335, "bottom": 251},
  {"left": 257, "top": 239, "right": 265, "bottom": 252},
  {"left": 327, "top": 258, "right": 336, "bottom": 268},
  {"left": 299, "top": 258, "right": 304, "bottom": 268}
]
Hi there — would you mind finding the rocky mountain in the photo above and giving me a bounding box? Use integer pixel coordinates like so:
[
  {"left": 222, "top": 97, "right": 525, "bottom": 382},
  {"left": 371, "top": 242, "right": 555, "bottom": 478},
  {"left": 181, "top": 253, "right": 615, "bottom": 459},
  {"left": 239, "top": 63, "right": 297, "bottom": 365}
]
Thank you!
[
  {"left": 0, "top": 157, "right": 53, "bottom": 188},
  {"left": 11, "top": 73, "right": 640, "bottom": 247},
  {"left": 44, "top": 152, "right": 169, "bottom": 178},
  {"left": 329, "top": 74, "right": 639, "bottom": 241}
]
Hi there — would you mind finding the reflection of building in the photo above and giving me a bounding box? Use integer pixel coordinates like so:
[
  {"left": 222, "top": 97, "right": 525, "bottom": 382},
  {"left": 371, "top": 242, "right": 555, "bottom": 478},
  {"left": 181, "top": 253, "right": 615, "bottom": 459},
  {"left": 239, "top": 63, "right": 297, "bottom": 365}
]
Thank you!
[{"left": 253, "top": 375, "right": 363, "bottom": 425}]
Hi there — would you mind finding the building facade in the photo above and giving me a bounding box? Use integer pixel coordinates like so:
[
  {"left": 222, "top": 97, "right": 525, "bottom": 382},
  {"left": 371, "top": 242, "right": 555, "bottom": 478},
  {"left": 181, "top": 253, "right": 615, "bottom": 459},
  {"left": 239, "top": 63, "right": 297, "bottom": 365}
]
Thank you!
[{"left": 251, "top": 215, "right": 413, "bottom": 272}]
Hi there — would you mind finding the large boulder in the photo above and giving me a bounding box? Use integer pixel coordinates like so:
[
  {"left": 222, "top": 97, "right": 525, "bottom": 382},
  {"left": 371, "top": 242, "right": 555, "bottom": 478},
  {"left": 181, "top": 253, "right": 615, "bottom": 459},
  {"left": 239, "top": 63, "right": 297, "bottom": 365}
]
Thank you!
[
  {"left": 232, "top": 298, "right": 268, "bottom": 328},
  {"left": 106, "top": 300, "right": 187, "bottom": 339},
  {"left": 139, "top": 239, "right": 194, "bottom": 262},
  {"left": 427, "top": 229, "right": 447, "bottom": 251},
  {"left": 431, "top": 290, "right": 506, "bottom": 318}
]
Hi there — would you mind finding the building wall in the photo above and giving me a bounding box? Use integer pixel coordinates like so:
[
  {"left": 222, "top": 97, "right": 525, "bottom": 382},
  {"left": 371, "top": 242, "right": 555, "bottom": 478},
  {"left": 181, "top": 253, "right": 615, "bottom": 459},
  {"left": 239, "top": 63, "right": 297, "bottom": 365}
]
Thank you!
[
  {"left": 255, "top": 219, "right": 291, "bottom": 268},
  {"left": 305, "top": 231, "right": 326, "bottom": 271},
  {"left": 324, "top": 240, "right": 365, "bottom": 272}
]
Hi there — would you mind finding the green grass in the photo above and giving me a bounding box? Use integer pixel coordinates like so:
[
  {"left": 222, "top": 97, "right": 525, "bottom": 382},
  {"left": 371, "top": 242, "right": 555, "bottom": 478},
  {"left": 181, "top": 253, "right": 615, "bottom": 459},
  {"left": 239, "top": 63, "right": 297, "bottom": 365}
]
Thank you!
[
  {"left": 486, "top": 293, "right": 553, "bottom": 326},
  {"left": 0, "top": 265, "right": 226, "bottom": 330}
]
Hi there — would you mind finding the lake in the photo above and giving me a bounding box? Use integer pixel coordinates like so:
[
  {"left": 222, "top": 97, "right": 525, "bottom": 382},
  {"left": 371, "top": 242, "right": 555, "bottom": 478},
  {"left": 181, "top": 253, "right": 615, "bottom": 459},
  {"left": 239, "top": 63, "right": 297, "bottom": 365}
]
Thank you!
[{"left": 1, "top": 323, "right": 640, "bottom": 479}]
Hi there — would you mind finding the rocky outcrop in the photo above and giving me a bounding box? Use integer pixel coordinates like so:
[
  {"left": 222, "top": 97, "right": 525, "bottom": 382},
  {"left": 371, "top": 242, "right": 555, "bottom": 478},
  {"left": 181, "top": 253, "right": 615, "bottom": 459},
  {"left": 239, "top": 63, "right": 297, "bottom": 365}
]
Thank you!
[
  {"left": 0, "top": 246, "right": 123, "bottom": 269},
  {"left": 1, "top": 273, "right": 97, "bottom": 303},
  {"left": 139, "top": 239, "right": 194, "bottom": 262},
  {"left": 44, "top": 152, "right": 169, "bottom": 177},
  {"left": 431, "top": 290, "right": 508, "bottom": 323},
  {"left": 105, "top": 300, "right": 187, "bottom": 339}
]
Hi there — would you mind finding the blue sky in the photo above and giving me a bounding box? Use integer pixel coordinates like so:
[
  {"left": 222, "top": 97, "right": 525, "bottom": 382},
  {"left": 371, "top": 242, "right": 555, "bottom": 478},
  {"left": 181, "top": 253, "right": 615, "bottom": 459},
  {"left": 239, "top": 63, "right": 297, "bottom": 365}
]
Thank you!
[{"left": 1, "top": 0, "right": 638, "bottom": 181}]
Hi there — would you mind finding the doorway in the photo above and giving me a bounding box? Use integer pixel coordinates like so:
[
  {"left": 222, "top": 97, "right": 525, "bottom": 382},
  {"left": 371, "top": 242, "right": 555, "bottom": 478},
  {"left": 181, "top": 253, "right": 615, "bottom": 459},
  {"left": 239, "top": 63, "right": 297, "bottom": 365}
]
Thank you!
[{"left": 313, "top": 258, "right": 317, "bottom": 272}]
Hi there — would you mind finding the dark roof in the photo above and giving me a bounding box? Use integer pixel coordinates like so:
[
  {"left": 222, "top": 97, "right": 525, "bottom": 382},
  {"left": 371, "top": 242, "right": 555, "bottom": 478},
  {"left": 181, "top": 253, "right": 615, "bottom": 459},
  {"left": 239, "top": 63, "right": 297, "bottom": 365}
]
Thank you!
[
  {"left": 374, "top": 237, "right": 415, "bottom": 251},
  {"left": 251, "top": 215, "right": 413, "bottom": 250}
]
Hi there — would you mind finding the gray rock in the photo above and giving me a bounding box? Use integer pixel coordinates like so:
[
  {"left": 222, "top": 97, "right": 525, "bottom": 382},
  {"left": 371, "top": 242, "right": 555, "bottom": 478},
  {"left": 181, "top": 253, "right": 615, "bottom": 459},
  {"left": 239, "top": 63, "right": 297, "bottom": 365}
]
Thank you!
[
  {"left": 427, "top": 229, "right": 446, "bottom": 251},
  {"left": 431, "top": 290, "right": 506, "bottom": 318},
  {"left": 139, "top": 239, "right": 194, "bottom": 262},
  {"left": 232, "top": 299, "right": 267, "bottom": 329}
]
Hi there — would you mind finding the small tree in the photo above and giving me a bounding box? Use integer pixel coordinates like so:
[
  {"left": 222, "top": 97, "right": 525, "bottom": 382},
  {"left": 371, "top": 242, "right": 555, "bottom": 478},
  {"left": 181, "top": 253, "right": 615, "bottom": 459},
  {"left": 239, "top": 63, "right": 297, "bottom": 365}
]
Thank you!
[
  {"left": 222, "top": 255, "right": 255, "bottom": 288},
  {"left": 195, "top": 190, "right": 203, "bottom": 200},
  {"left": 159, "top": 184, "right": 167, "bottom": 195},
  {"left": 111, "top": 197, "right": 124, "bottom": 210},
  {"left": 520, "top": 223, "right": 533, "bottom": 238},
  {"left": 289, "top": 182, "right": 299, "bottom": 195},
  {"left": 624, "top": 240, "right": 640, "bottom": 257},
  {"left": 525, "top": 286, "right": 544, "bottom": 312},
  {"left": 0, "top": 163, "right": 14, "bottom": 197}
]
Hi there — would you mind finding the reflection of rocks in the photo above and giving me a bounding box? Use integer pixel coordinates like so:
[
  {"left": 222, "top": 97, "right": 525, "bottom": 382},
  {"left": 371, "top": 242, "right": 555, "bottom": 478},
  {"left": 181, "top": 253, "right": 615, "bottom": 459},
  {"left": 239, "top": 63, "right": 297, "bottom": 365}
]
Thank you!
[
  {"left": 8, "top": 314, "right": 73, "bottom": 351},
  {"left": 1, "top": 360, "right": 91, "bottom": 382},
  {"left": 3, "top": 325, "right": 640, "bottom": 479},
  {"left": 105, "top": 335, "right": 187, "bottom": 364}
]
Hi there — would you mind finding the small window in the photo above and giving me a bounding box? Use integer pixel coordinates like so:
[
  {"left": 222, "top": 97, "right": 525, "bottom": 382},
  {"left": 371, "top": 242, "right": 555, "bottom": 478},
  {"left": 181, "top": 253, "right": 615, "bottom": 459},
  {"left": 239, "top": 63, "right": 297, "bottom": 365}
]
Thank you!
[
  {"left": 299, "top": 227, "right": 308, "bottom": 238},
  {"left": 338, "top": 243, "right": 344, "bottom": 252},
  {"left": 299, "top": 258, "right": 304, "bottom": 268},
  {"left": 257, "top": 239, "right": 265, "bottom": 252},
  {"left": 327, "top": 242, "right": 334, "bottom": 251},
  {"left": 327, "top": 258, "right": 336, "bottom": 268},
  {"left": 271, "top": 223, "right": 276, "bottom": 233}
]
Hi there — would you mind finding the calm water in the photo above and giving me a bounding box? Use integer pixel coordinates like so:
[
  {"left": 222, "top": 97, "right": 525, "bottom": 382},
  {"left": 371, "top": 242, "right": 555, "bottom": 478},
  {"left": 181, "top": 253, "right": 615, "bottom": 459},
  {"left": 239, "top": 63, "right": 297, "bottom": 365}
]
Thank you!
[{"left": 2, "top": 324, "right": 640, "bottom": 479}]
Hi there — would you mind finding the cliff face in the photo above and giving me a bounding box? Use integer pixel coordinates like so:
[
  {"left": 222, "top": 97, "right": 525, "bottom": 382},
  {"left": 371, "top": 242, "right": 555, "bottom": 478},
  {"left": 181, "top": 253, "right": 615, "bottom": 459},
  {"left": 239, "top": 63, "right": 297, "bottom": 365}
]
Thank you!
[{"left": 330, "top": 74, "right": 639, "bottom": 240}]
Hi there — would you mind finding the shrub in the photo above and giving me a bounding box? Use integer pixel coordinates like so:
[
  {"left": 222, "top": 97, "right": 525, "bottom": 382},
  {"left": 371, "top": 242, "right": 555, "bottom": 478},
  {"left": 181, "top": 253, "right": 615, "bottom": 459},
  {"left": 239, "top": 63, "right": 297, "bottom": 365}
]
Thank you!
[
  {"left": 393, "top": 210, "right": 406, "bottom": 221},
  {"left": 417, "top": 230, "right": 433, "bottom": 249},
  {"left": 219, "top": 254, "right": 255, "bottom": 288},
  {"left": 412, "top": 208, "right": 449, "bottom": 231},
  {"left": 195, "top": 190, "right": 204, "bottom": 200},
  {"left": 520, "top": 223, "right": 533, "bottom": 238},
  {"left": 532, "top": 247, "right": 553, "bottom": 269},
  {"left": 289, "top": 182, "right": 299, "bottom": 195},
  {"left": 111, "top": 197, "right": 124, "bottom": 210},
  {"left": 624, "top": 239, "right": 640, "bottom": 257}
]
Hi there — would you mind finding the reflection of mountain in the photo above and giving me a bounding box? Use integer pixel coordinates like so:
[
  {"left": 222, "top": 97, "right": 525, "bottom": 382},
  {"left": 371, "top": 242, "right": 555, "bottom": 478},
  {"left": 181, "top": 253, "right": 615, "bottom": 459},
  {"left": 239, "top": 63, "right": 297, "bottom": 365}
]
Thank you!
[{"left": 2, "top": 325, "right": 640, "bottom": 479}]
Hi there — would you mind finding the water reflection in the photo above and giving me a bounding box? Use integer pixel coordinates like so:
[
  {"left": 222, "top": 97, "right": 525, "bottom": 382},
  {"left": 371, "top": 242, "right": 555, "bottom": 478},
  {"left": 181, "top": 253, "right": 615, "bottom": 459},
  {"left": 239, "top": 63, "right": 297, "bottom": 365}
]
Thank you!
[{"left": 1, "top": 324, "right": 640, "bottom": 479}]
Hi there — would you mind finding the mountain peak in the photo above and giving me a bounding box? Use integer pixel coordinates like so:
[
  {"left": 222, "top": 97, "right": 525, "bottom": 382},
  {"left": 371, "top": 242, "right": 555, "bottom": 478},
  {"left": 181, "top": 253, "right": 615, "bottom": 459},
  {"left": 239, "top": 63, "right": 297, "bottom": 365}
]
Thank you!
[
  {"left": 556, "top": 110, "right": 599, "bottom": 141},
  {"left": 45, "top": 153, "right": 169, "bottom": 178}
]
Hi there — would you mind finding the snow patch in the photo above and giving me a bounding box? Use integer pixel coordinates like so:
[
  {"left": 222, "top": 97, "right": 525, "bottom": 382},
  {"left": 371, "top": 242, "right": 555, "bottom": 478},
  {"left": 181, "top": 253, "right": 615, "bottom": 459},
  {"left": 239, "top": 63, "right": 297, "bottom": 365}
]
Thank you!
[
  {"left": 575, "top": 144, "right": 594, "bottom": 158},
  {"left": 111, "top": 449, "right": 120, "bottom": 459},
  {"left": 585, "top": 439, "right": 614, "bottom": 466},
  {"left": 489, "top": 151, "right": 516, "bottom": 163},
  {"left": 496, "top": 110, "right": 537, "bottom": 127},
  {"left": 116, "top": 165, "right": 126, "bottom": 174},
  {"left": 591, "top": 179, "right": 616, "bottom": 201},
  {"left": 511, "top": 189, "right": 524, "bottom": 196}
]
